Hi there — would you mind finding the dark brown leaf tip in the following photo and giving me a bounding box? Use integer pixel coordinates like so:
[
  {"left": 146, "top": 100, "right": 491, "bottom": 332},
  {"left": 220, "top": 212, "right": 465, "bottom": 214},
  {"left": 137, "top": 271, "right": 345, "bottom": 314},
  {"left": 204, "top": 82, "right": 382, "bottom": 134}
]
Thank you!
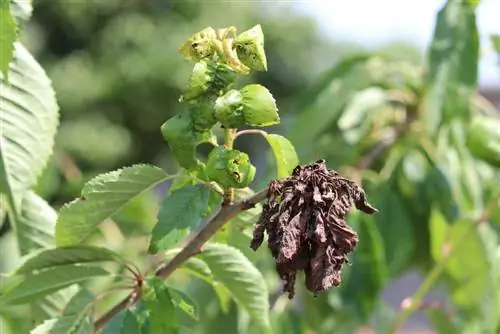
[{"left": 250, "top": 159, "right": 377, "bottom": 299}]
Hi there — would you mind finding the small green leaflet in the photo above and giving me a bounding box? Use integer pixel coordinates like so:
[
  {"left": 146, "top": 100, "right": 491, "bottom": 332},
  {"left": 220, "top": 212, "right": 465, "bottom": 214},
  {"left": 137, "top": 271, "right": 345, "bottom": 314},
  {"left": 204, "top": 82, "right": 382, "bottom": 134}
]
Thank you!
[
  {"left": 424, "top": 0, "right": 479, "bottom": 133},
  {"left": 197, "top": 243, "right": 272, "bottom": 332},
  {"left": 265, "top": 134, "right": 299, "bottom": 178},
  {"left": 143, "top": 277, "right": 178, "bottom": 334},
  {"left": 29, "top": 288, "right": 95, "bottom": 334},
  {"left": 148, "top": 184, "right": 210, "bottom": 254},
  {"left": 13, "top": 245, "right": 123, "bottom": 275},
  {"left": 55, "top": 164, "right": 169, "bottom": 246},
  {"left": 0, "top": 0, "right": 17, "bottom": 79},
  {"left": 0, "top": 265, "right": 109, "bottom": 305}
]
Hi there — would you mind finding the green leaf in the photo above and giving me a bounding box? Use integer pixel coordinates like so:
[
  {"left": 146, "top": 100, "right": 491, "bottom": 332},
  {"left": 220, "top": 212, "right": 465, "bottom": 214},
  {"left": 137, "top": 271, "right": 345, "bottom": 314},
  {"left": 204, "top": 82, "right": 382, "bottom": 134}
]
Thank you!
[
  {"left": 0, "top": 0, "right": 17, "bottom": 79},
  {"left": 338, "top": 87, "right": 386, "bottom": 144},
  {"left": 426, "top": 308, "right": 458, "bottom": 334},
  {"left": 341, "top": 213, "right": 388, "bottom": 320},
  {"left": 55, "top": 164, "right": 168, "bottom": 246},
  {"left": 10, "top": 0, "right": 32, "bottom": 24},
  {"left": 197, "top": 243, "right": 271, "bottom": 332},
  {"left": 143, "top": 276, "right": 178, "bottom": 334},
  {"left": 148, "top": 184, "right": 210, "bottom": 254},
  {"left": 424, "top": 0, "right": 479, "bottom": 132},
  {"left": 296, "top": 54, "right": 372, "bottom": 110},
  {"left": 101, "top": 310, "right": 143, "bottom": 334},
  {"left": 13, "top": 190, "right": 57, "bottom": 254},
  {"left": 466, "top": 115, "right": 500, "bottom": 168},
  {"left": 29, "top": 288, "right": 94, "bottom": 334},
  {"left": 14, "top": 246, "right": 123, "bottom": 275},
  {"left": 0, "top": 265, "right": 109, "bottom": 305},
  {"left": 373, "top": 181, "right": 414, "bottom": 275},
  {"left": 31, "top": 316, "right": 92, "bottom": 334},
  {"left": 492, "top": 34, "right": 500, "bottom": 55},
  {"left": 290, "top": 55, "right": 376, "bottom": 145},
  {"left": 264, "top": 134, "right": 299, "bottom": 178},
  {"left": 429, "top": 208, "right": 449, "bottom": 262},
  {"left": 0, "top": 42, "right": 59, "bottom": 214},
  {"left": 434, "top": 220, "right": 490, "bottom": 308}
]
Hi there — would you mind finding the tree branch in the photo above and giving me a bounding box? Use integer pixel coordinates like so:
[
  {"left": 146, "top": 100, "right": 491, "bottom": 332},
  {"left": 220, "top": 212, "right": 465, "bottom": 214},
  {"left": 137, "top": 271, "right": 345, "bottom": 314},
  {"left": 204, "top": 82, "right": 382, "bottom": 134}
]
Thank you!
[{"left": 94, "top": 188, "right": 269, "bottom": 332}]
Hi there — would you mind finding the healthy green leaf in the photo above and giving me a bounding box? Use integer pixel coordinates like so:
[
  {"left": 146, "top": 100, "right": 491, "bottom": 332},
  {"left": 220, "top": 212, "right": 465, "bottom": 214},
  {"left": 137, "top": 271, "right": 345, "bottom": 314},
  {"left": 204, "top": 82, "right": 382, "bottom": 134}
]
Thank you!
[
  {"left": 424, "top": 0, "right": 479, "bottom": 132},
  {"left": 0, "top": 42, "right": 59, "bottom": 214},
  {"left": 55, "top": 164, "right": 168, "bottom": 246},
  {"left": 198, "top": 243, "right": 271, "bottom": 332},
  {"left": 148, "top": 184, "right": 210, "bottom": 254},
  {"left": 426, "top": 308, "right": 458, "bottom": 334},
  {"left": 436, "top": 220, "right": 490, "bottom": 308},
  {"left": 14, "top": 245, "right": 123, "bottom": 275},
  {"left": 143, "top": 276, "right": 178, "bottom": 334},
  {"left": 341, "top": 214, "right": 388, "bottom": 319},
  {"left": 466, "top": 115, "right": 500, "bottom": 168},
  {"left": 14, "top": 190, "right": 56, "bottom": 254},
  {"left": 290, "top": 55, "right": 376, "bottom": 145},
  {"left": 373, "top": 181, "right": 414, "bottom": 275},
  {"left": 29, "top": 289, "right": 94, "bottom": 334},
  {"left": 429, "top": 208, "right": 449, "bottom": 262},
  {"left": 0, "top": 265, "right": 109, "bottom": 305},
  {"left": 0, "top": 0, "right": 17, "bottom": 78},
  {"left": 101, "top": 310, "right": 143, "bottom": 334},
  {"left": 338, "top": 87, "right": 386, "bottom": 144},
  {"left": 10, "top": 0, "right": 32, "bottom": 24},
  {"left": 264, "top": 134, "right": 299, "bottom": 178}
]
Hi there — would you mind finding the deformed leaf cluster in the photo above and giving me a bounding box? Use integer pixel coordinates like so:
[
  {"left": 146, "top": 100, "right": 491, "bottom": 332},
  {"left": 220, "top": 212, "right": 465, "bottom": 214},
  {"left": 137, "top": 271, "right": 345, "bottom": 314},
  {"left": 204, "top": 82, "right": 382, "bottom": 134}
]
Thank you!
[{"left": 251, "top": 159, "right": 378, "bottom": 298}]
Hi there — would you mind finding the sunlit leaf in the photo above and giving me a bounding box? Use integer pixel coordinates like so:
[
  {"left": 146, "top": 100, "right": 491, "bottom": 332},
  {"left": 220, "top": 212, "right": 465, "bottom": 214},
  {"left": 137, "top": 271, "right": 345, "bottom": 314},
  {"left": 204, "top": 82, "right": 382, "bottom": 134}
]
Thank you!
[
  {"left": 13, "top": 190, "right": 56, "bottom": 254},
  {"left": 434, "top": 220, "right": 490, "bottom": 308},
  {"left": 0, "top": 42, "right": 59, "bottom": 214},
  {"left": 148, "top": 184, "right": 210, "bottom": 253},
  {"left": 29, "top": 288, "right": 94, "bottom": 334},
  {"left": 56, "top": 164, "right": 168, "bottom": 246},
  {"left": 0, "top": 0, "right": 17, "bottom": 78},
  {"left": 466, "top": 115, "right": 500, "bottom": 168},
  {"left": 264, "top": 134, "right": 299, "bottom": 178},
  {"left": 14, "top": 246, "right": 123, "bottom": 275},
  {"left": 0, "top": 265, "right": 109, "bottom": 305},
  {"left": 424, "top": 0, "right": 479, "bottom": 132},
  {"left": 198, "top": 243, "right": 271, "bottom": 332},
  {"left": 143, "top": 276, "right": 178, "bottom": 334}
]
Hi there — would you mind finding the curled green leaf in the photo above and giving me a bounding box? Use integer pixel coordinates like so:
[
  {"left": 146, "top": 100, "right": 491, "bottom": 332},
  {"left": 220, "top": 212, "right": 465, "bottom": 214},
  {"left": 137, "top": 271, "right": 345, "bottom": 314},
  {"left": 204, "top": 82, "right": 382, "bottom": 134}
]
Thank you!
[
  {"left": 160, "top": 110, "right": 217, "bottom": 169},
  {"left": 213, "top": 89, "right": 245, "bottom": 128},
  {"left": 206, "top": 147, "right": 256, "bottom": 188},
  {"left": 179, "top": 27, "right": 218, "bottom": 61},
  {"left": 180, "top": 60, "right": 237, "bottom": 103},
  {"left": 214, "top": 85, "right": 279, "bottom": 128},
  {"left": 235, "top": 24, "right": 267, "bottom": 72},
  {"left": 240, "top": 84, "right": 279, "bottom": 127}
]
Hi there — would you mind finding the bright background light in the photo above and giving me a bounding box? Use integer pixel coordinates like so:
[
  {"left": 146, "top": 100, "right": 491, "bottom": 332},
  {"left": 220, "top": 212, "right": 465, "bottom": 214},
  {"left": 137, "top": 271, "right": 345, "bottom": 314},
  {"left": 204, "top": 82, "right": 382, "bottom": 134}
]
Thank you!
[{"left": 295, "top": 0, "right": 500, "bottom": 88}]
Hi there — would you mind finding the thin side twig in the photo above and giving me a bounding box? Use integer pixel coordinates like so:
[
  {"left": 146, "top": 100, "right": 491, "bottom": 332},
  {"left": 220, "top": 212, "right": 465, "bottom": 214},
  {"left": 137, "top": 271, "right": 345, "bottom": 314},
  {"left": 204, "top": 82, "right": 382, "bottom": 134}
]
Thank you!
[{"left": 93, "top": 188, "right": 268, "bottom": 332}]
